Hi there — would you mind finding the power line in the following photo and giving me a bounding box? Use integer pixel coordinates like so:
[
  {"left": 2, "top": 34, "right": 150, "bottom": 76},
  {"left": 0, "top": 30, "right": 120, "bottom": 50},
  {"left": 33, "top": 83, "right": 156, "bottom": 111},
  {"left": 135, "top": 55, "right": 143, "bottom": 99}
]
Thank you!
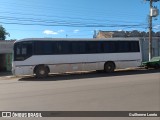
[
  {"left": 0, "top": 11, "right": 148, "bottom": 24},
  {"left": 0, "top": 20, "right": 148, "bottom": 28},
  {"left": 0, "top": 13, "right": 149, "bottom": 31}
]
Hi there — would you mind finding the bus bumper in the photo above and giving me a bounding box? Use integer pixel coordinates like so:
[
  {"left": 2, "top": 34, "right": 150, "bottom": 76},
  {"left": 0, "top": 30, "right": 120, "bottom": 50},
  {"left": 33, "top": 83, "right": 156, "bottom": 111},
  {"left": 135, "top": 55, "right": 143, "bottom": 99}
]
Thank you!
[{"left": 12, "top": 66, "right": 34, "bottom": 76}]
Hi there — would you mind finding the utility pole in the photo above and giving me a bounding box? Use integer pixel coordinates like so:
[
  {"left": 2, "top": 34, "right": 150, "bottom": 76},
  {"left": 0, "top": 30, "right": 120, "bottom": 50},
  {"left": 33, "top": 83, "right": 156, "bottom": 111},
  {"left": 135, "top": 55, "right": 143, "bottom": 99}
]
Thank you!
[
  {"left": 149, "top": 0, "right": 153, "bottom": 61},
  {"left": 146, "top": 0, "right": 159, "bottom": 61}
]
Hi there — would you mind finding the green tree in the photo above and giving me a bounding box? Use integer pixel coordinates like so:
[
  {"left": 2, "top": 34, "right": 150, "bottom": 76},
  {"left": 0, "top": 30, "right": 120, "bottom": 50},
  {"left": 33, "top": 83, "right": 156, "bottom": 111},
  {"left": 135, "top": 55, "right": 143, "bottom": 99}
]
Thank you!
[{"left": 0, "top": 25, "right": 10, "bottom": 40}]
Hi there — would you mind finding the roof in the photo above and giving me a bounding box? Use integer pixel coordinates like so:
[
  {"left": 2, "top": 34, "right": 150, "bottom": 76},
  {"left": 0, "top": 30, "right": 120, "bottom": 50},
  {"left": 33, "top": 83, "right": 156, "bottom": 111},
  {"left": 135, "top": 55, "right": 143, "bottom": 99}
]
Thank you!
[
  {"left": 96, "top": 30, "right": 160, "bottom": 38},
  {"left": 15, "top": 37, "right": 140, "bottom": 43}
]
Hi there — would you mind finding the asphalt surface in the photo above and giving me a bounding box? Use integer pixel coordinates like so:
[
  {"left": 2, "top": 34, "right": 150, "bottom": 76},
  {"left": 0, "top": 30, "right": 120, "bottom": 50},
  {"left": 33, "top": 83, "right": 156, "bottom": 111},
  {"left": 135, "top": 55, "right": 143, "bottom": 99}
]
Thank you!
[{"left": 0, "top": 69, "right": 160, "bottom": 120}]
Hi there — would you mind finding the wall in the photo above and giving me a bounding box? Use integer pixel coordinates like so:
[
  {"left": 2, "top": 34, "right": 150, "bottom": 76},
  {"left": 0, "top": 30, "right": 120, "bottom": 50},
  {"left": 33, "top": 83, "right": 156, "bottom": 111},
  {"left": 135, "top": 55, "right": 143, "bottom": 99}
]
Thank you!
[
  {"left": 140, "top": 37, "right": 160, "bottom": 61},
  {"left": 0, "top": 41, "right": 14, "bottom": 54},
  {"left": 6, "top": 53, "right": 12, "bottom": 71},
  {"left": 0, "top": 40, "right": 14, "bottom": 72}
]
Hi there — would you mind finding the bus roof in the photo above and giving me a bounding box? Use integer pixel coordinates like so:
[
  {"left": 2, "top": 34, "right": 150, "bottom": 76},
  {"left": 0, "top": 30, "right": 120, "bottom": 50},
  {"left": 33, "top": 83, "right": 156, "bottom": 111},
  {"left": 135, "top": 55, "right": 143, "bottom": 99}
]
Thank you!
[{"left": 15, "top": 37, "right": 140, "bottom": 43}]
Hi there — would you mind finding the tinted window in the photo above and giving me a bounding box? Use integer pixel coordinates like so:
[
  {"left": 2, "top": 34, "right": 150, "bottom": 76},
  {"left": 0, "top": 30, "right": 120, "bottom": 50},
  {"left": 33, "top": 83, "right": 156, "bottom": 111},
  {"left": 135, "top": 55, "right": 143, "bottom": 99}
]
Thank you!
[
  {"left": 87, "top": 42, "right": 102, "bottom": 53},
  {"left": 33, "top": 40, "right": 140, "bottom": 55},
  {"left": 118, "top": 41, "right": 129, "bottom": 52},
  {"left": 103, "top": 41, "right": 117, "bottom": 53},
  {"left": 71, "top": 41, "right": 86, "bottom": 54},
  {"left": 35, "top": 41, "right": 72, "bottom": 55},
  {"left": 58, "top": 41, "right": 71, "bottom": 54},
  {"left": 130, "top": 41, "right": 140, "bottom": 52},
  {"left": 35, "top": 42, "right": 51, "bottom": 55},
  {"left": 14, "top": 42, "right": 33, "bottom": 61},
  {"left": 35, "top": 41, "right": 57, "bottom": 55},
  {"left": 15, "top": 43, "right": 21, "bottom": 55},
  {"left": 22, "top": 43, "right": 32, "bottom": 57}
]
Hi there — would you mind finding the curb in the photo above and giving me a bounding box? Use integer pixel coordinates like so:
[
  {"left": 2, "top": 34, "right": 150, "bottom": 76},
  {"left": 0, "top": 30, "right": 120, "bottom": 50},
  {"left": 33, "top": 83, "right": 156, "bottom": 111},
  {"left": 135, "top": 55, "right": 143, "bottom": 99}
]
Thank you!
[
  {"left": 0, "top": 72, "right": 15, "bottom": 80},
  {"left": 0, "top": 75, "right": 15, "bottom": 79}
]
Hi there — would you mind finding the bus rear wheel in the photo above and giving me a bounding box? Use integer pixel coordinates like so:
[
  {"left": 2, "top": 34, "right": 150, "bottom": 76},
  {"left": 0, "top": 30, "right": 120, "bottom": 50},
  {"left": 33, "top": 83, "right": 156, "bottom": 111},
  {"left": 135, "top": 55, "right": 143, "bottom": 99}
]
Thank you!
[
  {"left": 35, "top": 65, "right": 49, "bottom": 78},
  {"left": 104, "top": 62, "right": 115, "bottom": 73}
]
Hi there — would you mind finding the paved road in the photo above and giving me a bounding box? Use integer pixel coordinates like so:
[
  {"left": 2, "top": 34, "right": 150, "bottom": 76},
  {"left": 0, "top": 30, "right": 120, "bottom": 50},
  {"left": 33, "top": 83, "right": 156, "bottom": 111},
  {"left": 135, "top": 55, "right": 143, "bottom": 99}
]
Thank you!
[{"left": 0, "top": 69, "right": 159, "bottom": 120}]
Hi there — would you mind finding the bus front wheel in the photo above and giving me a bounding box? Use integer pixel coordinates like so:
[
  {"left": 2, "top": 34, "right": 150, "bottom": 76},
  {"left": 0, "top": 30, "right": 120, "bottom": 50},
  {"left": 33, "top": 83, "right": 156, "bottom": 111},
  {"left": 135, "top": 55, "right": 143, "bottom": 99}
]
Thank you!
[
  {"left": 35, "top": 65, "right": 49, "bottom": 78},
  {"left": 104, "top": 62, "right": 115, "bottom": 73}
]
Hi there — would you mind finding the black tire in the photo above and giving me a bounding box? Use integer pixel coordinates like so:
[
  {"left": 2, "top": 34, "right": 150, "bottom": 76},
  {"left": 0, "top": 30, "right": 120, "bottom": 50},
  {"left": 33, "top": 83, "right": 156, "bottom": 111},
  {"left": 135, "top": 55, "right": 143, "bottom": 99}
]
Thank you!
[
  {"left": 104, "top": 62, "right": 115, "bottom": 73},
  {"left": 35, "top": 65, "right": 49, "bottom": 78}
]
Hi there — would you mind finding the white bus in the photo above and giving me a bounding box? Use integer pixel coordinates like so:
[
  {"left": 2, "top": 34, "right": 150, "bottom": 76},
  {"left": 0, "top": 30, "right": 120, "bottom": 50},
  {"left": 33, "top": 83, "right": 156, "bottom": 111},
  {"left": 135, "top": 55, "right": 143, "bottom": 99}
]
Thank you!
[{"left": 12, "top": 38, "right": 142, "bottom": 78}]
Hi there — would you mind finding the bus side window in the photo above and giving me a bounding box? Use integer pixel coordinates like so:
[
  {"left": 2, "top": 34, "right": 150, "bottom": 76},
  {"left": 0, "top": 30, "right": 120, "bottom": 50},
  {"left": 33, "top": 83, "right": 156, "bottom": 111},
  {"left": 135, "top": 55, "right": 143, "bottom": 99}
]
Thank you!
[
  {"left": 118, "top": 41, "right": 129, "bottom": 53},
  {"left": 43, "top": 42, "right": 53, "bottom": 54},
  {"left": 103, "top": 41, "right": 117, "bottom": 53},
  {"left": 87, "top": 42, "right": 101, "bottom": 53},
  {"left": 22, "top": 45, "right": 27, "bottom": 55},
  {"left": 22, "top": 42, "right": 33, "bottom": 57},
  {"left": 16, "top": 44, "right": 21, "bottom": 55},
  {"left": 35, "top": 41, "right": 53, "bottom": 55},
  {"left": 130, "top": 41, "right": 140, "bottom": 52},
  {"left": 71, "top": 41, "right": 86, "bottom": 54},
  {"left": 56, "top": 41, "right": 71, "bottom": 54}
]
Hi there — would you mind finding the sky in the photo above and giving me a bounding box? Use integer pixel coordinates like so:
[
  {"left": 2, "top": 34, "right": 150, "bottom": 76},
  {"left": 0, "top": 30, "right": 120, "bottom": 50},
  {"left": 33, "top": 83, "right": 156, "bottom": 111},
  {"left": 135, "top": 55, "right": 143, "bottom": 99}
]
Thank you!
[{"left": 0, "top": 0, "right": 160, "bottom": 40}]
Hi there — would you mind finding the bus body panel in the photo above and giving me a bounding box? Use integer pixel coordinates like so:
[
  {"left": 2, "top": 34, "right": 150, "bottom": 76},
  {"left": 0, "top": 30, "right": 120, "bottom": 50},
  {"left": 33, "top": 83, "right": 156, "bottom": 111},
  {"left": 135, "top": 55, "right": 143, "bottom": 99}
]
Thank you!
[
  {"left": 13, "top": 66, "right": 34, "bottom": 76},
  {"left": 13, "top": 53, "right": 142, "bottom": 76}
]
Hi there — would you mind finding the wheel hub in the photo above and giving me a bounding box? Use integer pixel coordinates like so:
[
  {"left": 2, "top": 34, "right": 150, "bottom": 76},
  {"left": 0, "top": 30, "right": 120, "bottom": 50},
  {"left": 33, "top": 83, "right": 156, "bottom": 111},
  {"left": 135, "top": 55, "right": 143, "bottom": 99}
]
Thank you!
[{"left": 40, "top": 70, "right": 45, "bottom": 75}]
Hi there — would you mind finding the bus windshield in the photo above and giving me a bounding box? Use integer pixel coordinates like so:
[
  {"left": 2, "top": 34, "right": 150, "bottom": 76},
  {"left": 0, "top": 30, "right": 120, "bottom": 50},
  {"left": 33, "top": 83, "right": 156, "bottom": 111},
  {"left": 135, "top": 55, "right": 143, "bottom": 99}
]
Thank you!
[{"left": 14, "top": 41, "right": 33, "bottom": 61}]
